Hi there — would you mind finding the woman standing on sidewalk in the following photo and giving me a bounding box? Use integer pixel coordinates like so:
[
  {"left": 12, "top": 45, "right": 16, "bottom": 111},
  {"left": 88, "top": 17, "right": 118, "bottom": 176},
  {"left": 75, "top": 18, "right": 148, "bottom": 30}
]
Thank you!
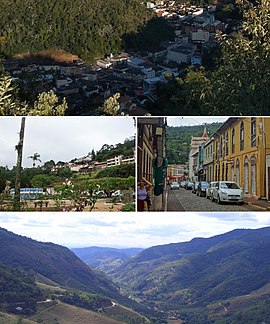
[{"left": 137, "top": 182, "right": 147, "bottom": 212}]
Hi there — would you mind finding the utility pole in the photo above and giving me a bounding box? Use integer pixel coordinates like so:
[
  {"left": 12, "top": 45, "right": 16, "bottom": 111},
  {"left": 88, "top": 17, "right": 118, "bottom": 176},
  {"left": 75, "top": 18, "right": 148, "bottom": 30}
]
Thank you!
[{"left": 14, "top": 117, "right": 26, "bottom": 211}]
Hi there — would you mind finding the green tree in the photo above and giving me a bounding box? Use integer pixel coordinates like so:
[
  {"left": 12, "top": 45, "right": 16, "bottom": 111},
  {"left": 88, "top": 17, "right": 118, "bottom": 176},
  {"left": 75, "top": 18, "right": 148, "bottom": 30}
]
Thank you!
[
  {"left": 197, "top": 0, "right": 270, "bottom": 115},
  {"left": 28, "top": 91, "right": 67, "bottom": 116},
  {"left": 99, "top": 93, "right": 120, "bottom": 116},
  {"left": 42, "top": 160, "right": 56, "bottom": 173},
  {"left": 0, "top": 75, "right": 67, "bottom": 116},
  {"left": 28, "top": 153, "right": 41, "bottom": 167},
  {"left": 31, "top": 174, "right": 58, "bottom": 188}
]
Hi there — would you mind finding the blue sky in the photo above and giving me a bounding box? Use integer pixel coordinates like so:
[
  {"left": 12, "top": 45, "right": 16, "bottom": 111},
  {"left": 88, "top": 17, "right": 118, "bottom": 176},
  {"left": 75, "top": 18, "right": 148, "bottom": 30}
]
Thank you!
[
  {"left": 0, "top": 117, "right": 134, "bottom": 168},
  {"left": 0, "top": 212, "right": 269, "bottom": 249}
]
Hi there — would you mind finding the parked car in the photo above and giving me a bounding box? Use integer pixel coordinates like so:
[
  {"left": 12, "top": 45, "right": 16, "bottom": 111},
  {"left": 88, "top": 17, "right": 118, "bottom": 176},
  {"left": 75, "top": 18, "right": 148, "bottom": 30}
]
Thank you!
[
  {"left": 185, "top": 181, "right": 194, "bottom": 190},
  {"left": 212, "top": 181, "right": 244, "bottom": 204},
  {"left": 170, "top": 181, "right": 180, "bottom": 190},
  {"left": 180, "top": 181, "right": 187, "bottom": 188},
  {"left": 206, "top": 182, "right": 217, "bottom": 200},
  {"left": 192, "top": 182, "right": 199, "bottom": 194},
  {"left": 197, "top": 181, "right": 210, "bottom": 197}
]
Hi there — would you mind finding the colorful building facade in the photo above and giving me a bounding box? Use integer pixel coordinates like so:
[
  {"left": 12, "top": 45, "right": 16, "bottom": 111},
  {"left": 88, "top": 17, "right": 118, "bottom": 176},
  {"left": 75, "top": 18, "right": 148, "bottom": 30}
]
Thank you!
[{"left": 213, "top": 117, "right": 270, "bottom": 199}]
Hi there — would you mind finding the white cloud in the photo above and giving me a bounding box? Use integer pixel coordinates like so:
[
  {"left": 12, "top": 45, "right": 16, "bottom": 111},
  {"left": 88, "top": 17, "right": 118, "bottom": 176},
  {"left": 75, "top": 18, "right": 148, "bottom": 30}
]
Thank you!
[
  {"left": 0, "top": 212, "right": 269, "bottom": 249},
  {"left": 0, "top": 116, "right": 134, "bottom": 168},
  {"left": 166, "top": 117, "right": 228, "bottom": 127}
]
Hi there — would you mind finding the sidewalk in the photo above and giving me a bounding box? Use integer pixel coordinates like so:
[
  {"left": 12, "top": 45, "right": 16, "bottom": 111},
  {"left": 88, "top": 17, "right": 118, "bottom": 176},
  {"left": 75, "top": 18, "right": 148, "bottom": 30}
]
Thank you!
[{"left": 244, "top": 197, "right": 270, "bottom": 211}]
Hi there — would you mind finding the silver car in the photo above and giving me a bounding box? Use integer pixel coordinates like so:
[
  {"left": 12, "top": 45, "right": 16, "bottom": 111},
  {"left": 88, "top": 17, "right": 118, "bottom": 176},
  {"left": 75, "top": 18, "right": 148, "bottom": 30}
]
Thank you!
[
  {"left": 170, "top": 181, "right": 180, "bottom": 190},
  {"left": 212, "top": 181, "right": 244, "bottom": 204}
]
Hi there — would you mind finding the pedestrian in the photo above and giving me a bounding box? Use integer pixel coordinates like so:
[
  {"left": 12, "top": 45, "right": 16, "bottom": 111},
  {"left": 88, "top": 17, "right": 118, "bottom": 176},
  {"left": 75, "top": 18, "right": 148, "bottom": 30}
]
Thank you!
[{"left": 137, "top": 181, "right": 147, "bottom": 212}]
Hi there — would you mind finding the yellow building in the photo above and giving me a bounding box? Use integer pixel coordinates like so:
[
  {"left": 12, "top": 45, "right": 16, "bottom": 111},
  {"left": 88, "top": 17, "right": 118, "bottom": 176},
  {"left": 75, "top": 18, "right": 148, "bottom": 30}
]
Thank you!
[{"left": 213, "top": 117, "right": 270, "bottom": 199}]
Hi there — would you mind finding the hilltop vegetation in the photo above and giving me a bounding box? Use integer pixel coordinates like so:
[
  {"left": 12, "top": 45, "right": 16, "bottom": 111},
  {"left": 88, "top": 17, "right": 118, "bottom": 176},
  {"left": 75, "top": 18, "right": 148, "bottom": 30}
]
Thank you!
[
  {"left": 0, "top": 0, "right": 173, "bottom": 63},
  {"left": 167, "top": 122, "right": 222, "bottom": 164}
]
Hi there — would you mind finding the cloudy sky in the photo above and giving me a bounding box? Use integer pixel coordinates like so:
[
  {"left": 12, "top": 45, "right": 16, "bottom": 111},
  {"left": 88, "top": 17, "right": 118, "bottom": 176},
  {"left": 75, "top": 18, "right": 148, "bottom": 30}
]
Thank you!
[
  {"left": 0, "top": 212, "right": 269, "bottom": 249},
  {"left": 0, "top": 117, "right": 134, "bottom": 168},
  {"left": 167, "top": 117, "right": 227, "bottom": 127}
]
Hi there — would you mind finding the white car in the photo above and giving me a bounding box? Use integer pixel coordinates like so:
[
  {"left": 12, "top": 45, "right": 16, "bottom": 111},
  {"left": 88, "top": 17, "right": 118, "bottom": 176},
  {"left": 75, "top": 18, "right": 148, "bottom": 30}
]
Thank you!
[
  {"left": 212, "top": 181, "right": 244, "bottom": 204},
  {"left": 206, "top": 182, "right": 217, "bottom": 200},
  {"left": 170, "top": 182, "right": 180, "bottom": 190}
]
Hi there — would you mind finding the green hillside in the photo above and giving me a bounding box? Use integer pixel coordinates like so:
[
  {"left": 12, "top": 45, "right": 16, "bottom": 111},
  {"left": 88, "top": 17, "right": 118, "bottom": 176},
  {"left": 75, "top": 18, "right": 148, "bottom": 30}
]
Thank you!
[
  {"left": 0, "top": 227, "right": 159, "bottom": 321},
  {"left": 0, "top": 227, "right": 119, "bottom": 299},
  {"left": 112, "top": 227, "right": 270, "bottom": 322},
  {"left": 167, "top": 122, "right": 222, "bottom": 164},
  {"left": 0, "top": 0, "right": 173, "bottom": 63},
  {"left": 0, "top": 263, "right": 43, "bottom": 315}
]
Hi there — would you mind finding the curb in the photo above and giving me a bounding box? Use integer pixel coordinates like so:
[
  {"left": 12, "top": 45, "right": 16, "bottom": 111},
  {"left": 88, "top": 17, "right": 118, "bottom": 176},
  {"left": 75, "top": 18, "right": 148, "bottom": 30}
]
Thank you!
[{"left": 245, "top": 201, "right": 270, "bottom": 211}]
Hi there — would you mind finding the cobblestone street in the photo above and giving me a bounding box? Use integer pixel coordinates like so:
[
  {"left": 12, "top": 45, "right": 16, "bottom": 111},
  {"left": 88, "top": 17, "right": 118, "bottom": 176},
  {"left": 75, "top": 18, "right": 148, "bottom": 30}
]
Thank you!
[{"left": 167, "top": 188, "right": 266, "bottom": 212}]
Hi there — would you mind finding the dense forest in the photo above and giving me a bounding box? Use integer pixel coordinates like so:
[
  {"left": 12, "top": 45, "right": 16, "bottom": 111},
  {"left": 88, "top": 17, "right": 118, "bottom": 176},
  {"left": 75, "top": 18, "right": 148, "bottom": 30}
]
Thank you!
[
  {"left": 0, "top": 0, "right": 173, "bottom": 63},
  {"left": 166, "top": 122, "right": 222, "bottom": 164}
]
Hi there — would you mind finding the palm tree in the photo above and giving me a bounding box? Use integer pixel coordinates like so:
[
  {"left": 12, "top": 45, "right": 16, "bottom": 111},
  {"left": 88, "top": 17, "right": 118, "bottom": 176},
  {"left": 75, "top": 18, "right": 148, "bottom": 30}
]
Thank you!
[
  {"left": 28, "top": 153, "right": 41, "bottom": 167},
  {"left": 14, "top": 117, "right": 26, "bottom": 211}
]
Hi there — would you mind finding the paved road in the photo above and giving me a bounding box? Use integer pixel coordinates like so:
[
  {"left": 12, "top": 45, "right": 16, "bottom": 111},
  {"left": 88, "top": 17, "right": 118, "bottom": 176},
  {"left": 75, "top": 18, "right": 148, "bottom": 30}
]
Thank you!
[{"left": 167, "top": 188, "right": 257, "bottom": 212}]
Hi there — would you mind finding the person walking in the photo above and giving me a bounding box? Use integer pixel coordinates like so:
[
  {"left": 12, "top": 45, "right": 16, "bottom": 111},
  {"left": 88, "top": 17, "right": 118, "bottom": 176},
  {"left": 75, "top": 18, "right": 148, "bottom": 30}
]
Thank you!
[{"left": 137, "top": 182, "right": 147, "bottom": 212}]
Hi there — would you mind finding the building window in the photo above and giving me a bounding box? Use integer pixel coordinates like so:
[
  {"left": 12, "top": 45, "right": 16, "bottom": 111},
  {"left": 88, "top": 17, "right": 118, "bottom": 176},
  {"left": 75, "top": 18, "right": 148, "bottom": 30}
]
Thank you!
[
  {"left": 251, "top": 156, "right": 256, "bottom": 195},
  {"left": 244, "top": 156, "right": 249, "bottom": 193},
  {"left": 240, "top": 122, "right": 244, "bottom": 151},
  {"left": 236, "top": 159, "right": 240, "bottom": 185},
  {"left": 220, "top": 136, "right": 224, "bottom": 159},
  {"left": 232, "top": 128, "right": 235, "bottom": 154},
  {"left": 251, "top": 117, "right": 256, "bottom": 147},
  {"left": 225, "top": 132, "right": 229, "bottom": 156}
]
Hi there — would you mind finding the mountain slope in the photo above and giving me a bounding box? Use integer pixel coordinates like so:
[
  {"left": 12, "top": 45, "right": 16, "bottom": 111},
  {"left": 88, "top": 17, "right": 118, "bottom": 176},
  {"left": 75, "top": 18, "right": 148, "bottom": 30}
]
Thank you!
[
  {"left": 0, "top": 227, "right": 120, "bottom": 299},
  {"left": 0, "top": 227, "right": 158, "bottom": 320},
  {"left": 112, "top": 227, "right": 270, "bottom": 311},
  {"left": 72, "top": 246, "right": 143, "bottom": 273},
  {"left": 0, "top": 0, "right": 150, "bottom": 62}
]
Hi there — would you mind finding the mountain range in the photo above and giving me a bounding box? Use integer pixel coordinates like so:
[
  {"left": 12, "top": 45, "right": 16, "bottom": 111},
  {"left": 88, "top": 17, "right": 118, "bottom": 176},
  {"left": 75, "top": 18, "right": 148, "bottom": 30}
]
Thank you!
[
  {"left": 1, "top": 226, "right": 270, "bottom": 323},
  {"left": 72, "top": 246, "right": 143, "bottom": 273},
  {"left": 111, "top": 227, "right": 270, "bottom": 322},
  {"left": 0, "top": 227, "right": 156, "bottom": 323}
]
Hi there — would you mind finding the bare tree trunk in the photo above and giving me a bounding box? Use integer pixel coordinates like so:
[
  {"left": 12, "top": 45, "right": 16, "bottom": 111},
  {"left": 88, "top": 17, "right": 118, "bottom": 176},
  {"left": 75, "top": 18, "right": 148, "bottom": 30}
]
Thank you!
[{"left": 14, "top": 117, "right": 26, "bottom": 211}]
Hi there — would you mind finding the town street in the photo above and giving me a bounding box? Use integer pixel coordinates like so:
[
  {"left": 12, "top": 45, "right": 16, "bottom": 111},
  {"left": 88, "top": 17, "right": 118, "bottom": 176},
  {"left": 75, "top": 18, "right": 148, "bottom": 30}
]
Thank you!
[{"left": 166, "top": 188, "right": 265, "bottom": 212}]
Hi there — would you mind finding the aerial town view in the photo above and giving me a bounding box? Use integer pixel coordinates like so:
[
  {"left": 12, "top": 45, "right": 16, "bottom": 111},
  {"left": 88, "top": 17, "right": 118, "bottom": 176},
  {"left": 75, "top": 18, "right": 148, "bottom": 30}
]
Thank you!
[
  {"left": 0, "top": 117, "right": 135, "bottom": 211},
  {"left": 0, "top": 0, "right": 270, "bottom": 323},
  {"left": 137, "top": 116, "right": 270, "bottom": 212},
  {"left": 0, "top": 0, "right": 268, "bottom": 115}
]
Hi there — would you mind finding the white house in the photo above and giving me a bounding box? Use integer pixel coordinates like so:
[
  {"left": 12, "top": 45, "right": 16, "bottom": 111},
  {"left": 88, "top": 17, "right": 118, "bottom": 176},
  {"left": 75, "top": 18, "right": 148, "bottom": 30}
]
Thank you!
[
  {"left": 191, "top": 29, "right": 210, "bottom": 43},
  {"left": 167, "top": 44, "right": 194, "bottom": 65}
]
